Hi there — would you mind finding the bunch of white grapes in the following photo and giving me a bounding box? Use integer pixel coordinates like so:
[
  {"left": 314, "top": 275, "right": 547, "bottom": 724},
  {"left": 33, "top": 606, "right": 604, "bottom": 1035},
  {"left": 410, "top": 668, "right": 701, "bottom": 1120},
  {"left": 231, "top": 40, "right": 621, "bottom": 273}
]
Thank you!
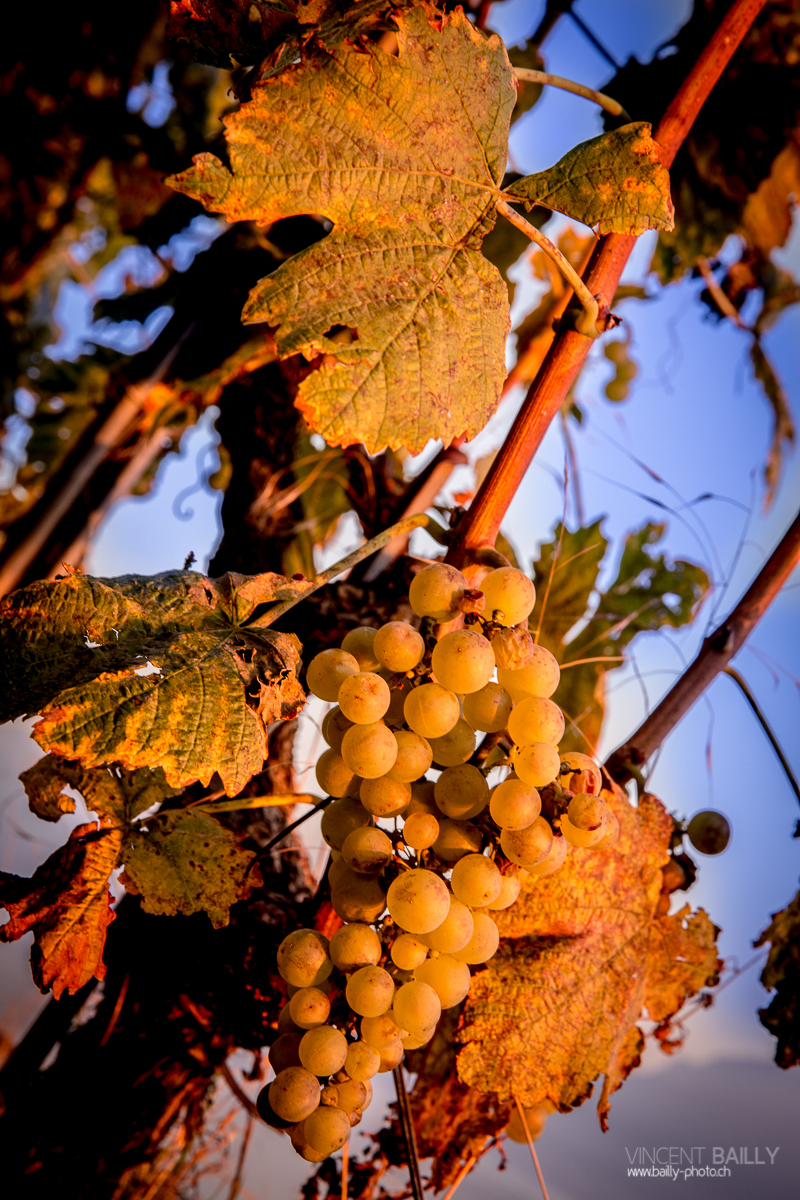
[{"left": 260, "top": 563, "right": 619, "bottom": 1161}]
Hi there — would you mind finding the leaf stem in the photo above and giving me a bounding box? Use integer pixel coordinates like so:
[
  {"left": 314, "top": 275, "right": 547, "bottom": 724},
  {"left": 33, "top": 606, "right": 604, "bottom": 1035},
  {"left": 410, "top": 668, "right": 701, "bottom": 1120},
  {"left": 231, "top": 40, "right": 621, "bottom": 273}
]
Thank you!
[
  {"left": 495, "top": 199, "right": 601, "bottom": 338},
  {"left": 449, "top": 0, "right": 769, "bottom": 559},
  {"left": 254, "top": 512, "right": 438, "bottom": 628},
  {"left": 514, "top": 68, "right": 632, "bottom": 121},
  {"left": 189, "top": 793, "right": 321, "bottom": 815},
  {"left": 514, "top": 1097, "right": 551, "bottom": 1200}
]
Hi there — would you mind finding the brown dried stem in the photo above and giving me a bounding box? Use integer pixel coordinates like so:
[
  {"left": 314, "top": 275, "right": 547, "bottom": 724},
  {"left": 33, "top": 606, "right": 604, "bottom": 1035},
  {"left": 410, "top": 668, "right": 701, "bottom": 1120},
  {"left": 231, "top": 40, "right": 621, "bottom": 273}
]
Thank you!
[
  {"left": 605, "top": 508, "right": 800, "bottom": 784},
  {"left": 449, "top": 0, "right": 770, "bottom": 561}
]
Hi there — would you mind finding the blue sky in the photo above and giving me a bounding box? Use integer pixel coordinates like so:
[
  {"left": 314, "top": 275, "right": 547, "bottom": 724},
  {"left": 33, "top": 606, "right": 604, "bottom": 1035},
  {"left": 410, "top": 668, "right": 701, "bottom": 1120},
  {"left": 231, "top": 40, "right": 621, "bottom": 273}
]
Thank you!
[{"left": 1, "top": 2, "right": 799, "bottom": 1196}]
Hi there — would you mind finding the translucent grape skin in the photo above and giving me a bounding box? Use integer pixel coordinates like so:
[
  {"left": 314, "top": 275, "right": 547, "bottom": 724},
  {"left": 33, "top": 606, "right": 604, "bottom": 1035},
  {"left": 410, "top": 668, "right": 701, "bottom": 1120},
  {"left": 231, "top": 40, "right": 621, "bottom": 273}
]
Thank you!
[
  {"left": 431, "top": 629, "right": 496, "bottom": 694},
  {"left": 392, "top": 980, "right": 442, "bottom": 1036},
  {"left": 268, "top": 1066, "right": 321, "bottom": 1123},
  {"left": 409, "top": 563, "right": 468, "bottom": 622},
  {"left": 508, "top": 695, "right": 565, "bottom": 748},
  {"left": 306, "top": 649, "right": 360, "bottom": 702},
  {"left": 432, "top": 818, "right": 482, "bottom": 862},
  {"left": 414, "top": 954, "right": 471, "bottom": 1009},
  {"left": 686, "top": 810, "right": 731, "bottom": 855},
  {"left": 360, "top": 1012, "right": 405, "bottom": 1050},
  {"left": 524, "top": 832, "right": 568, "bottom": 876},
  {"left": 462, "top": 682, "right": 513, "bottom": 733},
  {"left": 506, "top": 1103, "right": 549, "bottom": 1144},
  {"left": 404, "top": 683, "right": 460, "bottom": 739},
  {"left": 486, "top": 868, "right": 522, "bottom": 909},
  {"left": 451, "top": 853, "right": 503, "bottom": 907},
  {"left": 565, "top": 792, "right": 607, "bottom": 847},
  {"left": 299, "top": 1025, "right": 348, "bottom": 1075},
  {"left": 373, "top": 621, "right": 425, "bottom": 672},
  {"left": 514, "top": 741, "right": 561, "bottom": 788},
  {"left": 304, "top": 1105, "right": 351, "bottom": 1155},
  {"left": 498, "top": 645, "right": 560, "bottom": 701},
  {"left": 480, "top": 567, "right": 536, "bottom": 626},
  {"left": 289, "top": 986, "right": 331, "bottom": 1029},
  {"left": 337, "top": 671, "right": 390, "bottom": 724},
  {"left": 360, "top": 774, "right": 410, "bottom": 818},
  {"left": 422, "top": 895, "right": 474, "bottom": 953},
  {"left": 322, "top": 707, "right": 354, "bottom": 755},
  {"left": 500, "top": 817, "right": 553, "bottom": 867},
  {"left": 315, "top": 748, "right": 356, "bottom": 798},
  {"left": 341, "top": 826, "right": 393, "bottom": 874},
  {"left": 388, "top": 729, "right": 433, "bottom": 783},
  {"left": 428, "top": 718, "right": 476, "bottom": 767},
  {"left": 387, "top": 867, "right": 451, "bottom": 934},
  {"left": 341, "top": 721, "right": 398, "bottom": 778},
  {"left": 320, "top": 797, "right": 372, "bottom": 851},
  {"left": 329, "top": 922, "right": 382, "bottom": 972},
  {"left": 402, "top": 811, "right": 439, "bottom": 850},
  {"left": 341, "top": 626, "right": 381, "bottom": 671},
  {"left": 453, "top": 911, "right": 499, "bottom": 964},
  {"left": 345, "top": 1040, "right": 381, "bottom": 1081},
  {"left": 489, "top": 777, "right": 541, "bottom": 830},
  {"left": 345, "top": 965, "right": 395, "bottom": 1018},
  {"left": 391, "top": 932, "right": 429, "bottom": 970},
  {"left": 277, "top": 929, "right": 333, "bottom": 988},
  {"left": 434, "top": 764, "right": 488, "bottom": 820}
]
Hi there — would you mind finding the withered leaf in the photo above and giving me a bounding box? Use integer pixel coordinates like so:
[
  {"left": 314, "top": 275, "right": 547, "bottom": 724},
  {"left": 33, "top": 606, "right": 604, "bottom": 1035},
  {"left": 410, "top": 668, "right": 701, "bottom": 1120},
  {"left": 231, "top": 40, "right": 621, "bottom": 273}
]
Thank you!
[
  {"left": 0, "top": 821, "right": 122, "bottom": 999},
  {"left": 21, "top": 755, "right": 179, "bottom": 825},
  {"left": 754, "top": 883, "right": 800, "bottom": 1068},
  {"left": 506, "top": 123, "right": 674, "bottom": 234},
  {"left": 167, "top": 6, "right": 515, "bottom": 453},
  {"left": 0, "top": 569, "right": 308, "bottom": 795},
  {"left": 456, "top": 791, "right": 721, "bottom": 1128},
  {"left": 119, "top": 809, "right": 256, "bottom": 929}
]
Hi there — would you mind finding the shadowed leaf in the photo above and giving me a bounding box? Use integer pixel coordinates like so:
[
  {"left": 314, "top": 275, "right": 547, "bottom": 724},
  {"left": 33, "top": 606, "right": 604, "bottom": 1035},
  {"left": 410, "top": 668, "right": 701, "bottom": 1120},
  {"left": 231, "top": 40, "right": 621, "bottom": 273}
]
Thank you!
[
  {"left": 120, "top": 809, "right": 256, "bottom": 928},
  {"left": 167, "top": 6, "right": 515, "bottom": 453},
  {"left": 755, "top": 883, "right": 800, "bottom": 1068},
  {"left": 507, "top": 123, "right": 674, "bottom": 234},
  {"left": 21, "top": 755, "right": 180, "bottom": 824}
]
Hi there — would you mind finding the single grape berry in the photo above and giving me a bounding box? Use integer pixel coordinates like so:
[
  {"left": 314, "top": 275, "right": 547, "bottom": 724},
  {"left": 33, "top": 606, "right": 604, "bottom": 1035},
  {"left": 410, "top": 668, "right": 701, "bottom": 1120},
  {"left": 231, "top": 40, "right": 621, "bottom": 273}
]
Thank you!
[{"left": 686, "top": 810, "right": 731, "bottom": 855}]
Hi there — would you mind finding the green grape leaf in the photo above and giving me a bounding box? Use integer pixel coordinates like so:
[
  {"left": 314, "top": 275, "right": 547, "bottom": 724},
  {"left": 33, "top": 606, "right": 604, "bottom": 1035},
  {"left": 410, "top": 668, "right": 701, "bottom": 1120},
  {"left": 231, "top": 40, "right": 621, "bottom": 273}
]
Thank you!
[
  {"left": 0, "top": 569, "right": 309, "bottom": 795},
  {"left": 506, "top": 123, "right": 674, "bottom": 235},
  {"left": 21, "top": 756, "right": 180, "bottom": 825},
  {"left": 119, "top": 809, "right": 256, "bottom": 928},
  {"left": 456, "top": 790, "right": 721, "bottom": 1128},
  {"left": 754, "top": 884, "right": 800, "bottom": 1068},
  {"left": 0, "top": 821, "right": 122, "bottom": 999},
  {"left": 167, "top": 6, "right": 515, "bottom": 453}
]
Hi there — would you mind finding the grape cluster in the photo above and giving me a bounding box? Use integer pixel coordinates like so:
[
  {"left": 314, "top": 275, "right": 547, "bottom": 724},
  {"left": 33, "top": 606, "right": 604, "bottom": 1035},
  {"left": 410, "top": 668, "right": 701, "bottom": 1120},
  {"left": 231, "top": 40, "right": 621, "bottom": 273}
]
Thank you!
[{"left": 262, "top": 563, "right": 619, "bottom": 1161}]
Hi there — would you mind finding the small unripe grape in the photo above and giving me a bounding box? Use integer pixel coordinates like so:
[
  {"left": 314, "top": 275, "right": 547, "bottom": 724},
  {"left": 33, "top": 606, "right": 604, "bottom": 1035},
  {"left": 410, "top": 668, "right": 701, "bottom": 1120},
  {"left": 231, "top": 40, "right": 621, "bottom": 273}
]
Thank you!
[
  {"left": 404, "top": 683, "right": 460, "bottom": 740},
  {"left": 402, "top": 811, "right": 439, "bottom": 850},
  {"left": 342, "top": 826, "right": 393, "bottom": 874},
  {"left": 428, "top": 718, "right": 476, "bottom": 767},
  {"left": 500, "top": 818, "right": 553, "bottom": 867},
  {"left": 392, "top": 981, "right": 441, "bottom": 1037},
  {"left": 345, "top": 1040, "right": 380, "bottom": 1082},
  {"left": 346, "top": 965, "right": 395, "bottom": 1018},
  {"left": 306, "top": 649, "right": 360, "bottom": 702},
  {"left": 321, "top": 707, "right": 354, "bottom": 755},
  {"left": 462, "top": 682, "right": 513, "bottom": 733},
  {"left": 360, "top": 1012, "right": 405, "bottom": 1049},
  {"left": 498, "top": 645, "right": 560, "bottom": 701},
  {"left": 565, "top": 793, "right": 607, "bottom": 847},
  {"left": 431, "top": 629, "right": 496, "bottom": 695},
  {"left": 480, "top": 567, "right": 536, "bottom": 626},
  {"left": 277, "top": 929, "right": 333, "bottom": 988},
  {"left": 374, "top": 621, "right": 425, "bottom": 672},
  {"left": 268, "top": 1032, "right": 303, "bottom": 1075},
  {"left": 299, "top": 1025, "right": 348, "bottom": 1075},
  {"left": 524, "top": 833, "right": 568, "bottom": 876},
  {"left": 423, "top": 896, "right": 474, "bottom": 953},
  {"left": 341, "top": 721, "right": 398, "bottom": 778},
  {"left": 432, "top": 818, "right": 482, "bottom": 862},
  {"left": 508, "top": 696, "right": 565, "bottom": 748},
  {"left": 451, "top": 853, "right": 503, "bottom": 908},
  {"left": 289, "top": 986, "right": 331, "bottom": 1030},
  {"left": 329, "top": 923, "right": 382, "bottom": 972},
  {"left": 315, "top": 748, "right": 356, "bottom": 798},
  {"left": 268, "top": 1066, "right": 321, "bottom": 1123},
  {"left": 321, "top": 797, "right": 372, "bottom": 850},
  {"left": 453, "top": 911, "right": 499, "bottom": 964},
  {"left": 360, "top": 775, "right": 410, "bottom": 818},
  {"left": 507, "top": 1103, "right": 548, "bottom": 1143},
  {"left": 414, "top": 954, "right": 471, "bottom": 1009},
  {"left": 491, "top": 626, "right": 534, "bottom": 671},
  {"left": 337, "top": 671, "right": 390, "bottom": 724},
  {"left": 486, "top": 868, "right": 522, "bottom": 909},
  {"left": 387, "top": 867, "right": 451, "bottom": 934},
  {"left": 434, "top": 764, "right": 488, "bottom": 820},
  {"left": 687, "top": 810, "right": 731, "bottom": 855},
  {"left": 409, "top": 563, "right": 468, "bottom": 622},
  {"left": 391, "top": 932, "right": 429, "bottom": 971},
  {"left": 304, "top": 1105, "right": 350, "bottom": 1154},
  {"left": 341, "top": 626, "right": 381, "bottom": 671},
  {"left": 514, "top": 741, "right": 560, "bottom": 788},
  {"left": 489, "top": 777, "right": 541, "bottom": 830},
  {"left": 388, "top": 730, "right": 433, "bottom": 783}
]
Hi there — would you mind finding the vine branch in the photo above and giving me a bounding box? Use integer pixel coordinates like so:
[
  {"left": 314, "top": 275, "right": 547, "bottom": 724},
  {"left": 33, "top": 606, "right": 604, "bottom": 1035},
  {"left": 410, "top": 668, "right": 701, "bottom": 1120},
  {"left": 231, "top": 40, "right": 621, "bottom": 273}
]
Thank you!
[
  {"left": 605, "top": 508, "right": 800, "bottom": 784},
  {"left": 449, "top": 0, "right": 769, "bottom": 560}
]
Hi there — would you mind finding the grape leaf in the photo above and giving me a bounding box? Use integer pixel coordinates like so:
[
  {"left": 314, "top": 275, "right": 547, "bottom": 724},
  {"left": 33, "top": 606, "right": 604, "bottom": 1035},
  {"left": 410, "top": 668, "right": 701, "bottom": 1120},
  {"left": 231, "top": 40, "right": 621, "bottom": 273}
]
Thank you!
[
  {"left": 0, "top": 821, "right": 122, "bottom": 999},
  {"left": 167, "top": 6, "right": 515, "bottom": 454},
  {"left": 0, "top": 569, "right": 308, "bottom": 795},
  {"left": 754, "top": 883, "right": 800, "bottom": 1068},
  {"left": 456, "top": 790, "right": 721, "bottom": 1128},
  {"left": 119, "top": 809, "right": 256, "bottom": 929},
  {"left": 506, "top": 123, "right": 675, "bottom": 234},
  {"left": 21, "top": 756, "right": 180, "bottom": 825}
]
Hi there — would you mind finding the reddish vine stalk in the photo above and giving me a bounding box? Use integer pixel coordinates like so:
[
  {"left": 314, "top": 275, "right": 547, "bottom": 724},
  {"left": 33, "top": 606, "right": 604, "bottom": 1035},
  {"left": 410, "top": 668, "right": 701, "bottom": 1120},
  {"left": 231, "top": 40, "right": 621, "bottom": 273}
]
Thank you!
[
  {"left": 604, "top": 508, "right": 800, "bottom": 784},
  {"left": 449, "top": 0, "right": 769, "bottom": 561}
]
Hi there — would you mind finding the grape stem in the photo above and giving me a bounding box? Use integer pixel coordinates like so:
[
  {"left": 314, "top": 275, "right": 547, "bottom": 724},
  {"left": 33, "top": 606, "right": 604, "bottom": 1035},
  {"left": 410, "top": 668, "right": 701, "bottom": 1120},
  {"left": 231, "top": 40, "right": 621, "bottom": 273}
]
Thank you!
[
  {"left": 495, "top": 199, "right": 601, "bottom": 338},
  {"left": 249, "top": 796, "right": 335, "bottom": 875},
  {"left": 514, "top": 1097, "right": 551, "bottom": 1200},
  {"left": 448, "top": 0, "right": 770, "bottom": 560},
  {"left": 723, "top": 667, "right": 800, "bottom": 808},
  {"left": 514, "top": 67, "right": 632, "bottom": 121}
]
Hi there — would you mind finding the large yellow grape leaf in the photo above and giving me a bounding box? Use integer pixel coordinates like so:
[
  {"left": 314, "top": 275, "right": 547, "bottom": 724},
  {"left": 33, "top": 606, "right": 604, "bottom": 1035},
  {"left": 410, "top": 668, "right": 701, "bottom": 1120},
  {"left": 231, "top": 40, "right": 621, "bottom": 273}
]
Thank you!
[
  {"left": 167, "top": 5, "right": 516, "bottom": 453},
  {"left": 0, "top": 569, "right": 308, "bottom": 795},
  {"left": 456, "top": 790, "right": 721, "bottom": 1128},
  {"left": 506, "top": 123, "right": 675, "bottom": 234},
  {"left": 119, "top": 810, "right": 256, "bottom": 929},
  {"left": 0, "top": 821, "right": 122, "bottom": 999}
]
